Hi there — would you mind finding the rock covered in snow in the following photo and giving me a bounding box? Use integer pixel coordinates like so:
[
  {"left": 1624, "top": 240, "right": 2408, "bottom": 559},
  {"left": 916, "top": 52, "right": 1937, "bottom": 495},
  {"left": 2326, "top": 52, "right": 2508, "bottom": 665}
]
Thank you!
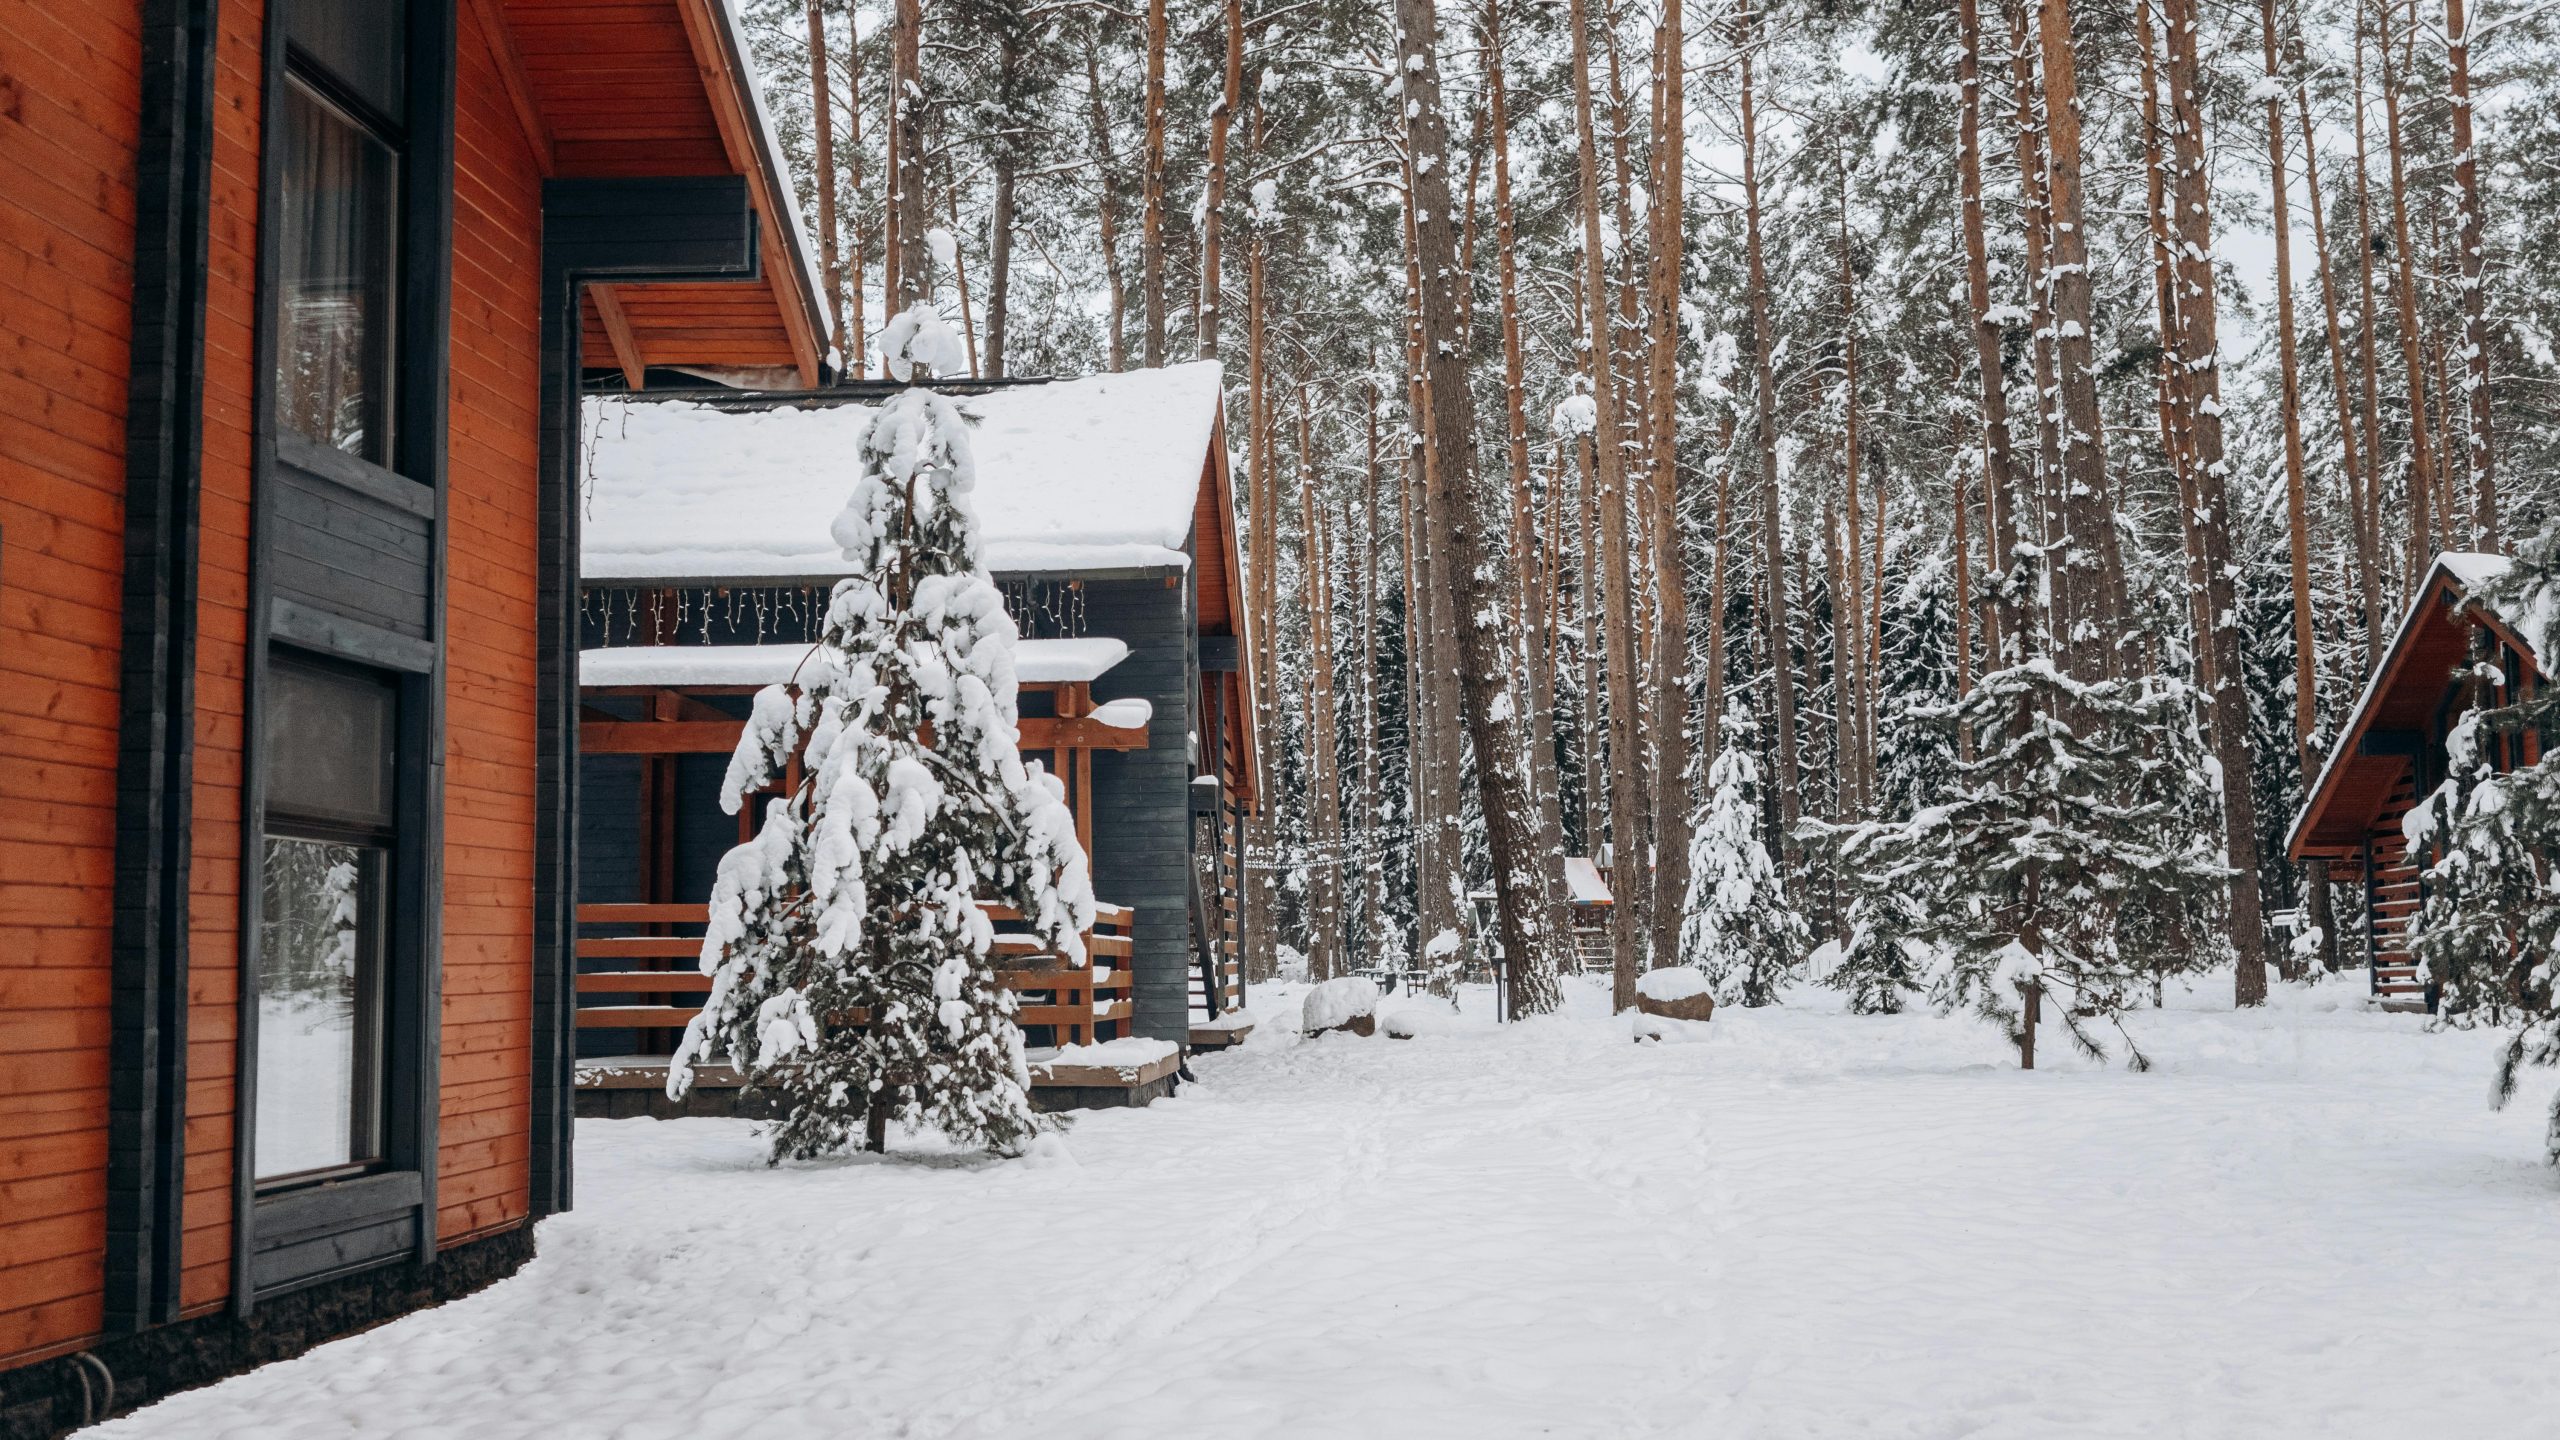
[
  {"left": 1634, "top": 966, "right": 1717, "bottom": 1023},
  {"left": 1302, "top": 976, "right": 1382, "bottom": 1037}
]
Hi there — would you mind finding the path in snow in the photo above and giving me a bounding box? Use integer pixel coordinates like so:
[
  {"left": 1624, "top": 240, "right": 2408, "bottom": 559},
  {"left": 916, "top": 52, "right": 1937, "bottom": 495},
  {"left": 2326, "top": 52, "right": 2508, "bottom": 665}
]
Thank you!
[{"left": 106, "top": 976, "right": 2560, "bottom": 1439}]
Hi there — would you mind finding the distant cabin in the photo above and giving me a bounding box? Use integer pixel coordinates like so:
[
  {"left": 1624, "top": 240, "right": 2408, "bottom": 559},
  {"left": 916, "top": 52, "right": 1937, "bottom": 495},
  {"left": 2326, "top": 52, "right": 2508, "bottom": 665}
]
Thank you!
[
  {"left": 2288, "top": 553, "right": 2541, "bottom": 1010},
  {"left": 569, "top": 366, "right": 1260, "bottom": 1109}
]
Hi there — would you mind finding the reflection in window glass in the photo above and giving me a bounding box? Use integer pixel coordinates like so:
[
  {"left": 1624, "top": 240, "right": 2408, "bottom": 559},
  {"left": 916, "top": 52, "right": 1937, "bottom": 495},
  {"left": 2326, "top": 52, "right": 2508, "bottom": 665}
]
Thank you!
[
  {"left": 256, "top": 837, "right": 387, "bottom": 1182},
  {"left": 276, "top": 78, "right": 397, "bottom": 463}
]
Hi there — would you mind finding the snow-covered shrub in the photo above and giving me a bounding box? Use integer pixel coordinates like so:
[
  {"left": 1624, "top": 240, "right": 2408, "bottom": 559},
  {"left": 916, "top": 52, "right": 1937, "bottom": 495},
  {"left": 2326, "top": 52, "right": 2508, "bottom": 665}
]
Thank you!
[
  {"left": 2410, "top": 527, "right": 2560, "bottom": 1159},
  {"left": 1681, "top": 710, "right": 1808, "bottom": 1006},
  {"left": 1825, "top": 658, "right": 2229, "bottom": 1066},
  {"left": 670, "top": 305, "right": 1094, "bottom": 1160}
]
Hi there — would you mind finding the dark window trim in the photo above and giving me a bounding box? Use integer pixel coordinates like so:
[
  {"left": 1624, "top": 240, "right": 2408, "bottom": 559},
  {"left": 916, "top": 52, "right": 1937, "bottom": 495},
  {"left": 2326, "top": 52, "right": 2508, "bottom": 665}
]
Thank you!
[
  {"left": 236, "top": 0, "right": 455, "bottom": 1313},
  {"left": 106, "top": 0, "right": 222, "bottom": 1334}
]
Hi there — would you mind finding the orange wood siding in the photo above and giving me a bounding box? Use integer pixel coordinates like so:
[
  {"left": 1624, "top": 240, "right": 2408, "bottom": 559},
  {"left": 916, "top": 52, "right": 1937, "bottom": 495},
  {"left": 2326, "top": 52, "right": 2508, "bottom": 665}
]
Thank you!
[
  {"left": 176, "top": 0, "right": 268, "bottom": 1317},
  {"left": 0, "top": 0, "right": 140, "bottom": 1364},
  {"left": 438, "top": 0, "right": 543, "bottom": 1245}
]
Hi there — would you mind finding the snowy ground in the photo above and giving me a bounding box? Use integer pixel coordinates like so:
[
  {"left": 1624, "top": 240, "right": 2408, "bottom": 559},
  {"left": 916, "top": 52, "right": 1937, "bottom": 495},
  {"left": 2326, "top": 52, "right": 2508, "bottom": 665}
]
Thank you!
[{"left": 108, "top": 974, "right": 2560, "bottom": 1439}]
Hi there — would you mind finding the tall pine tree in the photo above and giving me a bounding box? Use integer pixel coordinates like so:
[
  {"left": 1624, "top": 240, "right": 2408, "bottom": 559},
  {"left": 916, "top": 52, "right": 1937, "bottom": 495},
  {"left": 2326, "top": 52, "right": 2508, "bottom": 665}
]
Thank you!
[{"left": 673, "top": 306, "right": 1095, "bottom": 1159}]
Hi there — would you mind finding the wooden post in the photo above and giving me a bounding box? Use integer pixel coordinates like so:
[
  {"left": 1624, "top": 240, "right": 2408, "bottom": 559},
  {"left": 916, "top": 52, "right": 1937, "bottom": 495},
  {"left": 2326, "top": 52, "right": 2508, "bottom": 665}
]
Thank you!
[{"left": 2019, "top": 978, "right": 2040, "bottom": 1070}]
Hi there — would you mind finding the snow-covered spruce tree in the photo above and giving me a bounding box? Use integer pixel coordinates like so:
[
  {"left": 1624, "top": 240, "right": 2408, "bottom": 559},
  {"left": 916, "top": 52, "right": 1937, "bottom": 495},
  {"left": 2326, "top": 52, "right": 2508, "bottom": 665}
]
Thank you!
[
  {"left": 1682, "top": 710, "right": 1809, "bottom": 1006},
  {"left": 670, "top": 305, "right": 1094, "bottom": 1159},
  {"left": 2410, "top": 528, "right": 2560, "bottom": 1159},
  {"left": 1835, "top": 659, "right": 2229, "bottom": 1066},
  {"left": 1874, "top": 549, "right": 1960, "bottom": 823}
]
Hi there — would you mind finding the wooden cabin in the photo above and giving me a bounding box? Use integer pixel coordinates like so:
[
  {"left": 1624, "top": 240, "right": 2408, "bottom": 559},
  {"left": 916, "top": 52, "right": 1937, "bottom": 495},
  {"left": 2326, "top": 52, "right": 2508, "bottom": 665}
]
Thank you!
[
  {"left": 2288, "top": 554, "right": 2538, "bottom": 1011},
  {"left": 1563, "top": 857, "right": 1615, "bottom": 973},
  {"left": 0, "top": 0, "right": 821, "bottom": 1425},
  {"left": 571, "top": 367, "right": 1261, "bottom": 1111}
]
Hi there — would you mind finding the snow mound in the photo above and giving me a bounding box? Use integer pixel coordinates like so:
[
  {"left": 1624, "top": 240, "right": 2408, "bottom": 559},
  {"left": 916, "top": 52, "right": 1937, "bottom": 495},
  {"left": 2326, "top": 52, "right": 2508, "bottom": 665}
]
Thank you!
[
  {"left": 1041, "top": 1037, "right": 1179, "bottom": 1070},
  {"left": 1088, "top": 697, "right": 1152, "bottom": 730},
  {"left": 1379, "top": 995, "right": 1462, "bottom": 1039},
  {"left": 1636, "top": 967, "right": 1714, "bottom": 1002},
  {"left": 1302, "top": 977, "right": 1382, "bottom": 1034},
  {"left": 1627, "top": 1009, "right": 1714, "bottom": 1044}
]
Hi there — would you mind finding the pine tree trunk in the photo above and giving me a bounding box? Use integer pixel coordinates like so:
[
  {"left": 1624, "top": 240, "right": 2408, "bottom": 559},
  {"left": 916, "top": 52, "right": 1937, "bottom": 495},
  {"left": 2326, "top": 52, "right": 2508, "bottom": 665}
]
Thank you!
[
  {"left": 1603, "top": 8, "right": 1659, "bottom": 922},
  {"left": 2293, "top": 76, "right": 2383, "bottom": 663},
  {"left": 2376, "top": 0, "right": 2440, "bottom": 580},
  {"left": 890, "top": 0, "right": 928, "bottom": 311},
  {"left": 2261, "top": 0, "right": 2319, "bottom": 983},
  {"left": 1836, "top": 159, "right": 1869, "bottom": 818},
  {"left": 2033, "top": 0, "right": 2117, "bottom": 681},
  {"left": 2003, "top": 0, "right": 2061, "bottom": 617},
  {"left": 1302, "top": 396, "right": 1342, "bottom": 983},
  {"left": 1199, "top": 0, "right": 1242, "bottom": 361},
  {"left": 2162, "top": 0, "right": 2273, "bottom": 1003},
  {"left": 1138, "top": 0, "right": 1168, "bottom": 368},
  {"left": 2444, "top": 0, "right": 2496, "bottom": 549},
  {"left": 1083, "top": 42, "right": 1128, "bottom": 373},
  {"left": 845, "top": 0, "right": 866, "bottom": 375},
  {"left": 806, "top": 0, "right": 846, "bottom": 361},
  {"left": 1739, "top": 0, "right": 1802, "bottom": 876},
  {"left": 1396, "top": 0, "right": 1569, "bottom": 1015},
  {"left": 947, "top": 184, "right": 981, "bottom": 374},
  {"left": 1957, "top": 0, "right": 2021, "bottom": 665},
  {"left": 986, "top": 147, "right": 1015, "bottom": 377},
  {"left": 2136, "top": 0, "right": 2217, "bottom": 703},
  {"left": 1578, "top": 425, "right": 1606, "bottom": 856},
  {"left": 1362, "top": 386, "right": 1387, "bottom": 968},
  {"left": 1575, "top": 0, "right": 1654, "bottom": 1006},
  {"left": 1487, "top": 0, "right": 1569, "bottom": 921},
  {"left": 2351, "top": 15, "right": 2393, "bottom": 602},
  {"left": 1243, "top": 218, "right": 1277, "bottom": 981},
  {"left": 1400, "top": 179, "right": 1465, "bottom": 985},
  {"left": 1644, "top": 0, "right": 1692, "bottom": 976}
]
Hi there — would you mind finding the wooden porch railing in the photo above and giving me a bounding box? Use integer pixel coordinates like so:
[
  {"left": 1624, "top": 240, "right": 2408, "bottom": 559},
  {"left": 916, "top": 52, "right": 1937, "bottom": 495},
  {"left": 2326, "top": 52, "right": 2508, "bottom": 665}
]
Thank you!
[{"left": 573, "top": 900, "right": 1138, "bottom": 1068}]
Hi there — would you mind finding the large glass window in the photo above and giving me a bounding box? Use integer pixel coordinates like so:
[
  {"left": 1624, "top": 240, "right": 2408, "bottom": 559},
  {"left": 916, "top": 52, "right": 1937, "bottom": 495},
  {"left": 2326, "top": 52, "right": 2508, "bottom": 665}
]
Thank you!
[
  {"left": 275, "top": 76, "right": 398, "bottom": 465},
  {"left": 255, "top": 658, "right": 397, "bottom": 1186}
]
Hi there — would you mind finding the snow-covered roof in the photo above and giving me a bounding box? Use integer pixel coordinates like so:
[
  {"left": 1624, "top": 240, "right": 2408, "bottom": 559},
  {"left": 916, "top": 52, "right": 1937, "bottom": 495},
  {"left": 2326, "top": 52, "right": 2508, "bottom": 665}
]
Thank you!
[
  {"left": 580, "top": 637, "right": 1130, "bottom": 690},
  {"left": 2439, "top": 551, "right": 2513, "bottom": 590},
  {"left": 1563, "top": 856, "right": 1613, "bottom": 907},
  {"left": 712, "top": 0, "right": 829, "bottom": 359},
  {"left": 581, "top": 363, "right": 1227, "bottom": 582}
]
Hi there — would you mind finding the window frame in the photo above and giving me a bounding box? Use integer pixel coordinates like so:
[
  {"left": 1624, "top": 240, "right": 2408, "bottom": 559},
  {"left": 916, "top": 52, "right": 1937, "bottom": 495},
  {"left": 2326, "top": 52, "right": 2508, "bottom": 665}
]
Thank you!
[
  {"left": 252, "top": 654, "right": 401, "bottom": 1192},
  {"left": 270, "top": 67, "right": 405, "bottom": 470},
  {"left": 235, "top": 0, "right": 455, "bottom": 1310}
]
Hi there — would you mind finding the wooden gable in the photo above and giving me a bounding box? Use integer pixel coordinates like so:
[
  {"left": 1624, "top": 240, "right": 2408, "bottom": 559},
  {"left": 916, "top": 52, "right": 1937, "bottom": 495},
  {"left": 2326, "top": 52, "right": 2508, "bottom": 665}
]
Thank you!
[
  {"left": 478, "top": 0, "right": 827, "bottom": 386},
  {"left": 2290, "top": 558, "right": 2538, "bottom": 860}
]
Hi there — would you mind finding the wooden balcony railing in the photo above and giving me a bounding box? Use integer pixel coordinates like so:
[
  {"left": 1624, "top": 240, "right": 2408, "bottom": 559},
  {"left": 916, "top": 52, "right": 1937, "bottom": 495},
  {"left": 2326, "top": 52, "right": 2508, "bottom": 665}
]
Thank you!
[{"left": 573, "top": 900, "right": 1138, "bottom": 1073}]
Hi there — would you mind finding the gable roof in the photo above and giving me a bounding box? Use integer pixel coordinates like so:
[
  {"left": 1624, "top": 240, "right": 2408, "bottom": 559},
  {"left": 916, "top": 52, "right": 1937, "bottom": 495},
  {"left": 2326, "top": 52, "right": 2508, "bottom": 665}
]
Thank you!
[
  {"left": 580, "top": 363, "right": 1229, "bottom": 582},
  {"left": 2287, "top": 552, "right": 2527, "bottom": 859}
]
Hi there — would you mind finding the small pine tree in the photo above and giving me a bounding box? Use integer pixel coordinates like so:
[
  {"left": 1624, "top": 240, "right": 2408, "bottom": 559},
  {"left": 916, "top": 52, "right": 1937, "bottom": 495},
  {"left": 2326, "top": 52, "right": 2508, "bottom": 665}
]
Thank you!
[
  {"left": 1835, "top": 659, "right": 2229, "bottom": 1065},
  {"left": 1875, "top": 549, "right": 1961, "bottom": 823},
  {"left": 1682, "top": 710, "right": 1809, "bottom": 1005},
  {"left": 671, "top": 305, "right": 1094, "bottom": 1159},
  {"left": 2410, "top": 529, "right": 2560, "bottom": 1160}
]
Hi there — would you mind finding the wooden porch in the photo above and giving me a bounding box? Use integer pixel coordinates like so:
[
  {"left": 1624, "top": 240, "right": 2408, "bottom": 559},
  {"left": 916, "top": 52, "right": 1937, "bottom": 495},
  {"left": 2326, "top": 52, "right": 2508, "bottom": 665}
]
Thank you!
[{"left": 571, "top": 899, "right": 1148, "bottom": 1115}]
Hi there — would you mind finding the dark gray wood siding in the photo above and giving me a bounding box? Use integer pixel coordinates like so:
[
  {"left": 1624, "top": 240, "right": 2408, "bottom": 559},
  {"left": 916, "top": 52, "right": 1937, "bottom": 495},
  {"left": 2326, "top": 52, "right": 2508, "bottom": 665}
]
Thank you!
[{"left": 1083, "top": 575, "right": 1196, "bottom": 1044}]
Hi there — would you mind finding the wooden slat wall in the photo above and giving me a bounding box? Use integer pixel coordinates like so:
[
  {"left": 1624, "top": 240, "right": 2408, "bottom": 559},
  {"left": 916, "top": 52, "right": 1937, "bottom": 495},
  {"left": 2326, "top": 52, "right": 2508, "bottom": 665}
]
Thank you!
[
  {"left": 437, "top": 0, "right": 543, "bottom": 1244},
  {"left": 174, "top": 0, "right": 270, "bottom": 1319},
  {"left": 1083, "top": 577, "right": 1197, "bottom": 1045},
  {"left": 0, "top": 0, "right": 142, "bottom": 1364}
]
